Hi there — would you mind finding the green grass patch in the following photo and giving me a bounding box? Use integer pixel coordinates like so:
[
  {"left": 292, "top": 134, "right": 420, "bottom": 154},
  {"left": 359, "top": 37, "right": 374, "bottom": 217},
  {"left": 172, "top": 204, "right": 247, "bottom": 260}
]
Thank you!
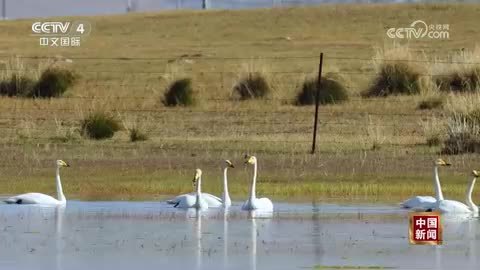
[{"left": 80, "top": 111, "right": 121, "bottom": 140}]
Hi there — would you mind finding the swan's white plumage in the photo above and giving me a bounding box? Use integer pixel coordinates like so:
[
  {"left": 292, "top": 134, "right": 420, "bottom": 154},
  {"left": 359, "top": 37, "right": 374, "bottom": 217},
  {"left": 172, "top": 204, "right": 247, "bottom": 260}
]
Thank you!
[
  {"left": 435, "top": 199, "right": 472, "bottom": 214},
  {"left": 401, "top": 159, "right": 450, "bottom": 210},
  {"left": 4, "top": 192, "right": 64, "bottom": 205},
  {"left": 167, "top": 160, "right": 234, "bottom": 208},
  {"left": 168, "top": 192, "right": 221, "bottom": 207},
  {"left": 174, "top": 169, "right": 208, "bottom": 210},
  {"left": 433, "top": 171, "right": 478, "bottom": 214},
  {"left": 428, "top": 166, "right": 476, "bottom": 215},
  {"left": 242, "top": 155, "right": 273, "bottom": 212},
  {"left": 242, "top": 197, "right": 274, "bottom": 211},
  {"left": 4, "top": 160, "right": 69, "bottom": 206},
  {"left": 401, "top": 196, "right": 436, "bottom": 209},
  {"left": 404, "top": 170, "right": 479, "bottom": 214}
]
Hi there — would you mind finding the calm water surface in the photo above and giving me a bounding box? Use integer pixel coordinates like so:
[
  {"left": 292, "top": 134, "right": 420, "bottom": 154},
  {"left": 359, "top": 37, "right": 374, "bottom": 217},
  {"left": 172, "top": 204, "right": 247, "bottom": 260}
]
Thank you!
[{"left": 0, "top": 201, "right": 478, "bottom": 270}]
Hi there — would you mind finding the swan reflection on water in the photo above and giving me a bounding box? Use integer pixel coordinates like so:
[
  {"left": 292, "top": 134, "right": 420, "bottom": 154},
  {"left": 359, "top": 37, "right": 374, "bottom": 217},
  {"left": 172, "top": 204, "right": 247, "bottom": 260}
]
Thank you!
[{"left": 0, "top": 201, "right": 479, "bottom": 270}]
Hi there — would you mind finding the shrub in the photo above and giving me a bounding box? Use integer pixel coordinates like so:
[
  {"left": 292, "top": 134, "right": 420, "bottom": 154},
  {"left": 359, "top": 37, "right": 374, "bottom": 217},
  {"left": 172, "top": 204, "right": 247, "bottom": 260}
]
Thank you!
[
  {"left": 80, "top": 112, "right": 121, "bottom": 140},
  {"left": 443, "top": 132, "right": 480, "bottom": 154},
  {"left": 0, "top": 68, "right": 76, "bottom": 98},
  {"left": 417, "top": 96, "right": 444, "bottom": 110},
  {"left": 426, "top": 136, "right": 442, "bottom": 147},
  {"left": 233, "top": 73, "right": 270, "bottom": 100},
  {"left": 436, "top": 67, "right": 480, "bottom": 93},
  {"left": 129, "top": 127, "right": 148, "bottom": 142},
  {"left": 31, "top": 68, "right": 77, "bottom": 98},
  {"left": 0, "top": 74, "right": 36, "bottom": 97},
  {"left": 363, "top": 62, "right": 422, "bottom": 97},
  {"left": 162, "top": 78, "right": 195, "bottom": 106},
  {"left": 442, "top": 110, "right": 480, "bottom": 154},
  {"left": 421, "top": 117, "right": 445, "bottom": 147},
  {"left": 295, "top": 76, "right": 348, "bottom": 105}
]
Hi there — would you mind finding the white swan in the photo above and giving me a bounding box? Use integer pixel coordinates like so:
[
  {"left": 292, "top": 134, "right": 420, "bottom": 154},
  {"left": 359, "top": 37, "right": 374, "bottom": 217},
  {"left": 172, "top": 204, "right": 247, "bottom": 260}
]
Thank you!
[
  {"left": 221, "top": 160, "right": 234, "bottom": 208},
  {"left": 242, "top": 155, "right": 273, "bottom": 212},
  {"left": 4, "top": 160, "right": 70, "bottom": 206},
  {"left": 174, "top": 169, "right": 208, "bottom": 209},
  {"left": 408, "top": 169, "right": 478, "bottom": 214},
  {"left": 464, "top": 170, "right": 478, "bottom": 214},
  {"left": 429, "top": 169, "right": 474, "bottom": 214},
  {"left": 167, "top": 160, "right": 234, "bottom": 207},
  {"left": 401, "top": 159, "right": 450, "bottom": 209}
]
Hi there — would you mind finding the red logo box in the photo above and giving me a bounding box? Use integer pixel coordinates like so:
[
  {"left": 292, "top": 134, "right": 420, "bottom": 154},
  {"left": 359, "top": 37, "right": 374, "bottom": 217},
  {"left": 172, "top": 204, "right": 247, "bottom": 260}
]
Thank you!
[{"left": 409, "top": 212, "right": 442, "bottom": 245}]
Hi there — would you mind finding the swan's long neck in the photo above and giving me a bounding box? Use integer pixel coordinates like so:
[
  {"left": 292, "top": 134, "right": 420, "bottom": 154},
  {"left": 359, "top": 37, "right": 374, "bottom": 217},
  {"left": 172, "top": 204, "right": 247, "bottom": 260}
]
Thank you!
[
  {"left": 249, "top": 161, "right": 257, "bottom": 202},
  {"left": 433, "top": 165, "right": 444, "bottom": 201},
  {"left": 56, "top": 166, "right": 66, "bottom": 202},
  {"left": 196, "top": 176, "right": 203, "bottom": 206},
  {"left": 222, "top": 167, "right": 231, "bottom": 203},
  {"left": 466, "top": 177, "right": 478, "bottom": 213}
]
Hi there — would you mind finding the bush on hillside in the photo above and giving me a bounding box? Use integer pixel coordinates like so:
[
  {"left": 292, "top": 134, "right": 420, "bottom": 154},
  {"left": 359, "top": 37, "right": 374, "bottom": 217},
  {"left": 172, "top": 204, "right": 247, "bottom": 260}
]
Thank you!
[
  {"left": 80, "top": 111, "right": 121, "bottom": 140},
  {"left": 129, "top": 127, "right": 148, "bottom": 142},
  {"left": 363, "top": 62, "right": 422, "bottom": 97},
  {"left": 0, "top": 74, "right": 36, "bottom": 97},
  {"left": 295, "top": 76, "right": 348, "bottom": 105},
  {"left": 233, "top": 73, "right": 270, "bottom": 100},
  {"left": 442, "top": 110, "right": 480, "bottom": 154},
  {"left": 436, "top": 67, "right": 480, "bottom": 92},
  {"left": 31, "top": 68, "right": 77, "bottom": 98},
  {"left": 417, "top": 96, "right": 444, "bottom": 110},
  {"left": 162, "top": 78, "right": 195, "bottom": 106}
]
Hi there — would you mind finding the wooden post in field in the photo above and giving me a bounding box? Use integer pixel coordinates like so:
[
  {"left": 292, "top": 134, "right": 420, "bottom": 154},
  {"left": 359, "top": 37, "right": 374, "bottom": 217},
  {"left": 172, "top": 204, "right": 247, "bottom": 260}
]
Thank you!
[{"left": 311, "top": 53, "right": 323, "bottom": 154}]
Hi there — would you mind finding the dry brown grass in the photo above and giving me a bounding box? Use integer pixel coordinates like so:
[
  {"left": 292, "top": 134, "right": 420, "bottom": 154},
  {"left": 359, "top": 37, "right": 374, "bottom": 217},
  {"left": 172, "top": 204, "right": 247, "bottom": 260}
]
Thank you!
[{"left": 0, "top": 4, "right": 479, "bottom": 202}]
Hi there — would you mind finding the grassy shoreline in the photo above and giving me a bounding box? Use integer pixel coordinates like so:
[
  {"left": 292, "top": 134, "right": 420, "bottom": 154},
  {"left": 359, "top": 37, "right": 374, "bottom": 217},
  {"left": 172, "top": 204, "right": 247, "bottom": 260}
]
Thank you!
[{"left": 1, "top": 4, "right": 480, "bottom": 202}]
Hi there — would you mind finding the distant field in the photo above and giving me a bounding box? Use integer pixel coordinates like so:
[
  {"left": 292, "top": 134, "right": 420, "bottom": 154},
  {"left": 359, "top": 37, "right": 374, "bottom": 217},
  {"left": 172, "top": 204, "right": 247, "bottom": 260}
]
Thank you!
[{"left": 0, "top": 4, "right": 479, "bottom": 202}]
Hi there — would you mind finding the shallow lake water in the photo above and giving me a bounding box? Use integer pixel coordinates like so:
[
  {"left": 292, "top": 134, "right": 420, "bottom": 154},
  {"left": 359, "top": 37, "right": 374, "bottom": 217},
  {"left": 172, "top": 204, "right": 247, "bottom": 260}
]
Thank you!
[{"left": 0, "top": 200, "right": 478, "bottom": 270}]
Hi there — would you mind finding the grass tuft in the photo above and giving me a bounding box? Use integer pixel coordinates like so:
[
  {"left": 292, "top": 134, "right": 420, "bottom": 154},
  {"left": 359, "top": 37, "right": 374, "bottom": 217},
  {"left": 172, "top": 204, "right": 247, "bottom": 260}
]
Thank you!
[
  {"left": 233, "top": 72, "right": 270, "bottom": 100},
  {"left": 364, "top": 62, "right": 422, "bottom": 97},
  {"left": 363, "top": 45, "right": 425, "bottom": 97},
  {"left": 295, "top": 74, "right": 348, "bottom": 105},
  {"left": 0, "top": 74, "right": 36, "bottom": 97},
  {"left": 433, "top": 48, "right": 480, "bottom": 92},
  {"left": 162, "top": 78, "right": 195, "bottom": 106},
  {"left": 31, "top": 68, "right": 77, "bottom": 98},
  {"left": 80, "top": 111, "right": 121, "bottom": 140},
  {"left": 417, "top": 96, "right": 444, "bottom": 110},
  {"left": 0, "top": 58, "right": 76, "bottom": 98},
  {"left": 129, "top": 127, "right": 148, "bottom": 142},
  {"left": 442, "top": 110, "right": 480, "bottom": 154}
]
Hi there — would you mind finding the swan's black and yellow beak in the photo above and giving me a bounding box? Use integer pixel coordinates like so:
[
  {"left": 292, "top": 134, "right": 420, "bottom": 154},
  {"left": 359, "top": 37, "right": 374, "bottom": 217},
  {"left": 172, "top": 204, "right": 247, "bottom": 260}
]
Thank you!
[
  {"left": 244, "top": 154, "right": 250, "bottom": 164},
  {"left": 225, "top": 160, "right": 235, "bottom": 168},
  {"left": 436, "top": 159, "right": 451, "bottom": 167}
]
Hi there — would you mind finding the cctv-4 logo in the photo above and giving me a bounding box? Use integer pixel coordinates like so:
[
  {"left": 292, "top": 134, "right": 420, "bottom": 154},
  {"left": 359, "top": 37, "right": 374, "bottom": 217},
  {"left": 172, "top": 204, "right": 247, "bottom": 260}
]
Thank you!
[{"left": 31, "top": 21, "right": 91, "bottom": 36}]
